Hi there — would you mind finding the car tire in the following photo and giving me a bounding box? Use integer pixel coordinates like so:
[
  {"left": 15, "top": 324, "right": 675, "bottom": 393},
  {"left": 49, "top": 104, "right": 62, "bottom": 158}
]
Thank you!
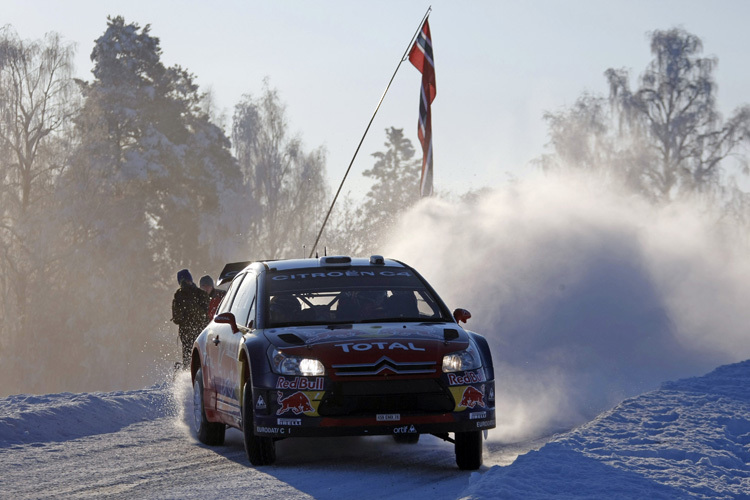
[
  {"left": 455, "top": 431, "right": 483, "bottom": 470},
  {"left": 242, "top": 381, "right": 276, "bottom": 466},
  {"left": 393, "top": 433, "right": 420, "bottom": 444},
  {"left": 193, "top": 368, "right": 225, "bottom": 446}
]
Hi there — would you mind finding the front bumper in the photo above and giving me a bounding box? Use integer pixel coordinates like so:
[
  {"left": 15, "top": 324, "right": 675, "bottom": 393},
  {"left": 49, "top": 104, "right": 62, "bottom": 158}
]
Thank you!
[{"left": 252, "top": 375, "right": 496, "bottom": 438}]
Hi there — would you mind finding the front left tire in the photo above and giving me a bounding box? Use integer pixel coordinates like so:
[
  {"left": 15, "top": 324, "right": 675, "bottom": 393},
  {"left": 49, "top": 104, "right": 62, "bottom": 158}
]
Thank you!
[
  {"left": 242, "top": 380, "right": 276, "bottom": 465},
  {"left": 193, "top": 368, "right": 225, "bottom": 445},
  {"left": 455, "top": 430, "right": 483, "bottom": 470}
]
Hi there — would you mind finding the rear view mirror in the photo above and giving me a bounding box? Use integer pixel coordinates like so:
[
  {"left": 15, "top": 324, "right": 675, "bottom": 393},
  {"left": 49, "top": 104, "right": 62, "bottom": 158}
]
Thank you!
[
  {"left": 215, "top": 312, "right": 239, "bottom": 333},
  {"left": 453, "top": 308, "right": 471, "bottom": 324}
]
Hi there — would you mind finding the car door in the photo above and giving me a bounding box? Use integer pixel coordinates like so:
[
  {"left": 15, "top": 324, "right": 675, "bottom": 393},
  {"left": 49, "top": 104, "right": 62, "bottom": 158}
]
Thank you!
[
  {"left": 207, "top": 272, "right": 245, "bottom": 418},
  {"left": 214, "top": 271, "right": 257, "bottom": 419}
]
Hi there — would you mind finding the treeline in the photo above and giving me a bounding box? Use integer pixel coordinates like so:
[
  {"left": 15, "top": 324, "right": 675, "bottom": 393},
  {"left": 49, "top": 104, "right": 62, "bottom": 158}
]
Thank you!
[
  {"left": 1, "top": 19, "right": 748, "bottom": 395},
  {"left": 0, "top": 17, "right": 422, "bottom": 395},
  {"left": 537, "top": 28, "right": 750, "bottom": 212}
]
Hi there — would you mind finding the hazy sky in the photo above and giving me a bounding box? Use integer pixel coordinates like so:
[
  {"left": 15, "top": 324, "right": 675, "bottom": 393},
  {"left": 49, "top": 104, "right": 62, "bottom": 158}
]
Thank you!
[{"left": 5, "top": 0, "right": 750, "bottom": 197}]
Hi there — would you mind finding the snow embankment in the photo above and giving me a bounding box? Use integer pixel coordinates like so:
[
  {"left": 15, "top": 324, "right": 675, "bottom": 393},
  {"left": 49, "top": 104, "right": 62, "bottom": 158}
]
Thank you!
[
  {"left": 0, "top": 385, "right": 175, "bottom": 447},
  {"left": 461, "top": 360, "right": 750, "bottom": 499}
]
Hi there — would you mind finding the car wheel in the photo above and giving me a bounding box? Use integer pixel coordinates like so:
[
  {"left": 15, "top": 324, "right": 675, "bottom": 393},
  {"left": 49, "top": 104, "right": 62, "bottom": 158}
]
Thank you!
[
  {"left": 193, "top": 368, "right": 225, "bottom": 445},
  {"left": 393, "top": 433, "right": 420, "bottom": 444},
  {"left": 455, "top": 431, "right": 483, "bottom": 470},
  {"left": 242, "top": 381, "right": 276, "bottom": 466}
]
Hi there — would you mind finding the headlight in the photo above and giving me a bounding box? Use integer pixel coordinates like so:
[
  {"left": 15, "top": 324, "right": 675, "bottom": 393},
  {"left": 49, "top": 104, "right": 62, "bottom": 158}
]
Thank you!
[
  {"left": 442, "top": 344, "right": 482, "bottom": 373},
  {"left": 271, "top": 349, "right": 325, "bottom": 376}
]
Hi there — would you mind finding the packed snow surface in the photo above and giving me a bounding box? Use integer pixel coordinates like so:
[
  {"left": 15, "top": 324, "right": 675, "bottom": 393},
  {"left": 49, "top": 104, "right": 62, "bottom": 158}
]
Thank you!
[{"left": 1, "top": 360, "right": 748, "bottom": 499}]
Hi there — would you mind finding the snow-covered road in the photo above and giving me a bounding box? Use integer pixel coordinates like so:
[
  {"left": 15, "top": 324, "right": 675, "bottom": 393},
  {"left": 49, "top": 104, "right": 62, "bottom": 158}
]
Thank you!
[
  {"left": 1, "top": 373, "right": 545, "bottom": 500},
  {"left": 3, "top": 361, "right": 750, "bottom": 499}
]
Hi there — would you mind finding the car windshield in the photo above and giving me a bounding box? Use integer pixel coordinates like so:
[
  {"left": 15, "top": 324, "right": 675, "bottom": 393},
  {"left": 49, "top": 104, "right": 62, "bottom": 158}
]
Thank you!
[{"left": 264, "top": 266, "right": 450, "bottom": 327}]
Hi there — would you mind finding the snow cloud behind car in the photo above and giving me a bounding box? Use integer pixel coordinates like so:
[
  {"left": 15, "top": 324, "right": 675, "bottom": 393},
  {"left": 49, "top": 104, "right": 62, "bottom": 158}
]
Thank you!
[{"left": 385, "top": 173, "right": 750, "bottom": 441}]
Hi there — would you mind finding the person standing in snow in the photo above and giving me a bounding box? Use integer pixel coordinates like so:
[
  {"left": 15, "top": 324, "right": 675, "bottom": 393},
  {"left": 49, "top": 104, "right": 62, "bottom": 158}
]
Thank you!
[
  {"left": 199, "top": 274, "right": 226, "bottom": 321},
  {"left": 172, "top": 269, "right": 209, "bottom": 369}
]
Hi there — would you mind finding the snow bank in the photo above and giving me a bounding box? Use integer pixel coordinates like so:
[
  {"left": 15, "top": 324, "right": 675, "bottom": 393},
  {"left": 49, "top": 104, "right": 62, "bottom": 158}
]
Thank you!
[
  {"left": 460, "top": 360, "right": 750, "bottom": 499},
  {"left": 0, "top": 383, "right": 176, "bottom": 447}
]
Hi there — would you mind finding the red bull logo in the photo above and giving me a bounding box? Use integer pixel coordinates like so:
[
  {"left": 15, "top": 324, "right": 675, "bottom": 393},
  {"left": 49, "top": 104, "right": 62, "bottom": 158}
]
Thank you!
[
  {"left": 276, "top": 376, "right": 324, "bottom": 390},
  {"left": 459, "top": 385, "right": 486, "bottom": 409},
  {"left": 276, "top": 391, "right": 314, "bottom": 415},
  {"left": 447, "top": 370, "right": 485, "bottom": 386}
]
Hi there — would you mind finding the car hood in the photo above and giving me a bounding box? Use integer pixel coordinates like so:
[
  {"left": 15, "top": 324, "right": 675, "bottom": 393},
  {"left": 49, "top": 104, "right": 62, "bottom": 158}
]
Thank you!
[{"left": 264, "top": 323, "right": 470, "bottom": 374}]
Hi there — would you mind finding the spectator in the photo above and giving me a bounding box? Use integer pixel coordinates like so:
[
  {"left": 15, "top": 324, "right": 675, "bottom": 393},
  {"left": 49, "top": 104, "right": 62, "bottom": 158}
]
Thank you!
[
  {"left": 172, "top": 269, "right": 209, "bottom": 369},
  {"left": 200, "top": 274, "right": 226, "bottom": 320}
]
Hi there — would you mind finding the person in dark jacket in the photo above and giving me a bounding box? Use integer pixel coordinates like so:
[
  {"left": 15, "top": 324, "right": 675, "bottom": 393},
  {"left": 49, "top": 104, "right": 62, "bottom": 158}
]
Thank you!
[
  {"left": 199, "top": 275, "right": 226, "bottom": 321},
  {"left": 172, "top": 269, "right": 209, "bottom": 369}
]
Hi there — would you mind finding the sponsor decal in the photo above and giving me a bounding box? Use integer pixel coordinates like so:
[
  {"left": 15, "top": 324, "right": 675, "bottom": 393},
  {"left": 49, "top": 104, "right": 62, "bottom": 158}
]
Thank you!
[
  {"left": 277, "top": 418, "right": 302, "bottom": 426},
  {"left": 305, "top": 329, "right": 442, "bottom": 345},
  {"left": 276, "top": 391, "right": 314, "bottom": 415},
  {"left": 276, "top": 376, "right": 325, "bottom": 391},
  {"left": 393, "top": 425, "right": 417, "bottom": 434},
  {"left": 447, "top": 370, "right": 486, "bottom": 386},
  {"left": 488, "top": 386, "right": 495, "bottom": 402},
  {"left": 476, "top": 420, "right": 494, "bottom": 428},
  {"left": 304, "top": 330, "right": 360, "bottom": 344},
  {"left": 272, "top": 271, "right": 412, "bottom": 281},
  {"left": 469, "top": 411, "right": 487, "bottom": 420},
  {"left": 256, "top": 395, "right": 266, "bottom": 410},
  {"left": 257, "top": 426, "right": 285, "bottom": 435},
  {"left": 334, "top": 341, "right": 425, "bottom": 353},
  {"left": 214, "top": 380, "right": 236, "bottom": 402},
  {"left": 459, "top": 385, "right": 486, "bottom": 409},
  {"left": 376, "top": 413, "right": 401, "bottom": 422}
]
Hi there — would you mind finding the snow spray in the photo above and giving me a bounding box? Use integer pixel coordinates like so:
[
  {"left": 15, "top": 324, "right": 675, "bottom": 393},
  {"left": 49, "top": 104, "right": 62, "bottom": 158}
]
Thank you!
[{"left": 384, "top": 172, "right": 750, "bottom": 441}]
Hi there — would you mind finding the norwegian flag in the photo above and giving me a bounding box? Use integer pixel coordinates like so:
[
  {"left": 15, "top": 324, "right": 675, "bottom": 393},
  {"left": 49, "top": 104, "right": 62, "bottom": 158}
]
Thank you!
[{"left": 408, "top": 19, "right": 436, "bottom": 197}]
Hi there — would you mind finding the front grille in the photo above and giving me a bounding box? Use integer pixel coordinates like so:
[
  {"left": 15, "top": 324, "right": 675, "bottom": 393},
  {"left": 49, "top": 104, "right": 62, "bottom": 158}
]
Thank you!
[
  {"left": 317, "top": 379, "right": 454, "bottom": 416},
  {"left": 332, "top": 356, "right": 437, "bottom": 376}
]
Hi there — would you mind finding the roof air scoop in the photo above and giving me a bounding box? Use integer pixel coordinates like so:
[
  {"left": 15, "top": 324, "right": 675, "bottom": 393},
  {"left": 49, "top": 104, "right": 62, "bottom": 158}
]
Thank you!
[{"left": 320, "top": 256, "right": 351, "bottom": 267}]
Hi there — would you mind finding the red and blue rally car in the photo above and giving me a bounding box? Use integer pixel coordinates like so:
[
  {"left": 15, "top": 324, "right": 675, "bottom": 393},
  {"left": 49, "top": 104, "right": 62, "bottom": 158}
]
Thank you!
[{"left": 190, "top": 255, "right": 495, "bottom": 470}]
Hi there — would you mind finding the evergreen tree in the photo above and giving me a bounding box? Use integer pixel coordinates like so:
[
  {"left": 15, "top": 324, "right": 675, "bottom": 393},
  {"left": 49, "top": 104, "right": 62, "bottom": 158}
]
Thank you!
[
  {"left": 359, "top": 127, "right": 421, "bottom": 249},
  {"left": 54, "top": 16, "right": 244, "bottom": 392}
]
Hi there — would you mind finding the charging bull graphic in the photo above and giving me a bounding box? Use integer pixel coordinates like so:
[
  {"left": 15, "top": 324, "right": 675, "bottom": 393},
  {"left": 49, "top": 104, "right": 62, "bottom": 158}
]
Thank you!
[
  {"left": 459, "top": 385, "right": 486, "bottom": 409},
  {"left": 277, "top": 391, "right": 314, "bottom": 415}
]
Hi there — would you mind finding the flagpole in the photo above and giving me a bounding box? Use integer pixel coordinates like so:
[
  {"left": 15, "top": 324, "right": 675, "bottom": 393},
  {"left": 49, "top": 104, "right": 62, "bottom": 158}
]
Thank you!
[{"left": 308, "top": 6, "right": 432, "bottom": 259}]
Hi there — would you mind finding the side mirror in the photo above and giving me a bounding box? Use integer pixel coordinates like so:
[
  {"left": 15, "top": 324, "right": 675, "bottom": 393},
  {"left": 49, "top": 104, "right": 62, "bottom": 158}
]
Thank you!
[
  {"left": 453, "top": 308, "right": 471, "bottom": 324},
  {"left": 215, "top": 312, "right": 239, "bottom": 333}
]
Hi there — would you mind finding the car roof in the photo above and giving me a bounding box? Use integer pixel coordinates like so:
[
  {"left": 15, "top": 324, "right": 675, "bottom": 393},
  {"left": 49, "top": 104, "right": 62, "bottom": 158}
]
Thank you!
[{"left": 264, "top": 255, "right": 404, "bottom": 272}]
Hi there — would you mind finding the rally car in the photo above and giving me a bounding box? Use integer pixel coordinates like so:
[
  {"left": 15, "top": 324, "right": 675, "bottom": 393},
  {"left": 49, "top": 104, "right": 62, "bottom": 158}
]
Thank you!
[{"left": 190, "top": 255, "right": 495, "bottom": 470}]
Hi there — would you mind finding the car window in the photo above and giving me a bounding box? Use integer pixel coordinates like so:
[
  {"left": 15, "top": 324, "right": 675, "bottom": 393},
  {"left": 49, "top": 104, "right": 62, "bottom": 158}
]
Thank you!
[
  {"left": 264, "top": 266, "right": 450, "bottom": 327},
  {"left": 230, "top": 272, "right": 256, "bottom": 327},
  {"left": 217, "top": 273, "right": 245, "bottom": 316}
]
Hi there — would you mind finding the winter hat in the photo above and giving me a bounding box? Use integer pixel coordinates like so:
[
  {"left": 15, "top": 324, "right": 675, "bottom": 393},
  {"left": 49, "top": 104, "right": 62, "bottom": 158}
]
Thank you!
[
  {"left": 199, "top": 275, "right": 214, "bottom": 288},
  {"left": 177, "top": 269, "right": 192, "bottom": 284}
]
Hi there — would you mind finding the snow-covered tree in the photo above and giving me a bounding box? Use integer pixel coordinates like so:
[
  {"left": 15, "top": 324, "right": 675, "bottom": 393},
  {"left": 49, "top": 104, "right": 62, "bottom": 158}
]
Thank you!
[
  {"left": 0, "top": 27, "right": 79, "bottom": 390},
  {"left": 356, "top": 127, "right": 421, "bottom": 250},
  {"left": 232, "top": 82, "right": 328, "bottom": 259},
  {"left": 47, "top": 16, "right": 245, "bottom": 392},
  {"left": 362, "top": 127, "right": 420, "bottom": 221},
  {"left": 539, "top": 28, "right": 750, "bottom": 203}
]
